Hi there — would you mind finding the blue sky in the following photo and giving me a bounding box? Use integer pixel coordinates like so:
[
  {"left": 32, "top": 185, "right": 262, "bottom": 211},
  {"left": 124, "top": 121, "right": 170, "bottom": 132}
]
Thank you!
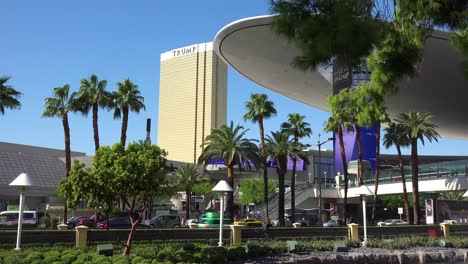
[{"left": 1, "top": 0, "right": 467, "bottom": 157}]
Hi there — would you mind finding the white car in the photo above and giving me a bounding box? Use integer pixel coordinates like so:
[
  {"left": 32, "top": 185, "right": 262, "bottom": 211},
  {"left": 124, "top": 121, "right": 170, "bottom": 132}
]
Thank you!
[{"left": 377, "top": 219, "right": 408, "bottom": 227}]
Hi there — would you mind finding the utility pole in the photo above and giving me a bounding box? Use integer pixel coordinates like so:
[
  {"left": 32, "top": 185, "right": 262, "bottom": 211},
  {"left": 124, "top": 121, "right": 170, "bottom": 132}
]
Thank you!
[{"left": 316, "top": 135, "right": 334, "bottom": 226}]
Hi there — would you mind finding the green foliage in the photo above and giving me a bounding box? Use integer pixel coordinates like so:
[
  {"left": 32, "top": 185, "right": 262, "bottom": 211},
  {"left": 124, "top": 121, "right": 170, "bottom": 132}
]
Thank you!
[
  {"left": 227, "top": 246, "right": 247, "bottom": 260},
  {"left": 39, "top": 217, "right": 51, "bottom": 229},
  {"left": 238, "top": 178, "right": 278, "bottom": 205},
  {"left": 301, "top": 240, "right": 334, "bottom": 251},
  {"left": 192, "top": 182, "right": 216, "bottom": 207},
  {"left": 131, "top": 256, "right": 150, "bottom": 264},
  {"left": 0, "top": 76, "right": 22, "bottom": 115},
  {"left": 174, "top": 248, "right": 195, "bottom": 263},
  {"left": 198, "top": 246, "right": 227, "bottom": 264},
  {"left": 61, "top": 142, "right": 169, "bottom": 217},
  {"left": 271, "top": 0, "right": 385, "bottom": 70},
  {"left": 21, "top": 252, "right": 43, "bottom": 264},
  {"left": 43, "top": 250, "right": 61, "bottom": 263},
  {"left": 130, "top": 245, "right": 158, "bottom": 260},
  {"left": 366, "top": 236, "right": 440, "bottom": 249}
]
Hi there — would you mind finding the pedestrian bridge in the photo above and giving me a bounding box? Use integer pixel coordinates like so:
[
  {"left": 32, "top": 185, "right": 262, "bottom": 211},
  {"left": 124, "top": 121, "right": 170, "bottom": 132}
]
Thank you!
[{"left": 260, "top": 159, "right": 468, "bottom": 219}]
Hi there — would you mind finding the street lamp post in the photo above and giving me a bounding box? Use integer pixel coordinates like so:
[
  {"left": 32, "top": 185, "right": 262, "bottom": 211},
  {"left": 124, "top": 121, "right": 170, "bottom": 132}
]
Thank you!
[
  {"left": 9, "top": 173, "right": 36, "bottom": 250},
  {"left": 357, "top": 185, "right": 373, "bottom": 246},
  {"left": 315, "top": 135, "right": 334, "bottom": 226},
  {"left": 212, "top": 180, "right": 233, "bottom": 247}
]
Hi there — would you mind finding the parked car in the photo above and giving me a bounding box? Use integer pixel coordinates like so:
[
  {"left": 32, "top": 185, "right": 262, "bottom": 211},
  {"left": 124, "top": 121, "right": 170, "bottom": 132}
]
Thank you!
[
  {"left": 0, "top": 211, "right": 44, "bottom": 226},
  {"left": 185, "top": 218, "right": 199, "bottom": 227},
  {"left": 234, "top": 218, "right": 262, "bottom": 227},
  {"left": 66, "top": 216, "right": 89, "bottom": 228},
  {"left": 323, "top": 219, "right": 345, "bottom": 227},
  {"left": 145, "top": 215, "right": 181, "bottom": 228},
  {"left": 74, "top": 215, "right": 98, "bottom": 227},
  {"left": 96, "top": 217, "right": 150, "bottom": 229},
  {"left": 377, "top": 219, "right": 408, "bottom": 227}
]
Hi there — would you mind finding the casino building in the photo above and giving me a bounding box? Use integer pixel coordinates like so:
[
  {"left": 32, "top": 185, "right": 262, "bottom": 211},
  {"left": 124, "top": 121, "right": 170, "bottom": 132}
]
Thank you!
[{"left": 158, "top": 42, "right": 228, "bottom": 164}]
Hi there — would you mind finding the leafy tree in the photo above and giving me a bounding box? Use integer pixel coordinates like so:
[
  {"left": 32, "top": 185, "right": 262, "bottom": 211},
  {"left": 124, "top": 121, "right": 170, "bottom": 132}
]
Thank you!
[
  {"left": 72, "top": 74, "right": 112, "bottom": 151},
  {"left": 113, "top": 79, "right": 146, "bottom": 148},
  {"left": 383, "top": 122, "right": 411, "bottom": 223},
  {"left": 0, "top": 76, "right": 22, "bottom": 115},
  {"left": 271, "top": 0, "right": 384, "bottom": 71},
  {"left": 243, "top": 93, "right": 277, "bottom": 222},
  {"left": 59, "top": 142, "right": 169, "bottom": 255},
  {"left": 264, "top": 130, "right": 309, "bottom": 226},
  {"left": 43, "top": 84, "right": 76, "bottom": 222},
  {"left": 173, "top": 163, "right": 210, "bottom": 220},
  {"left": 281, "top": 113, "right": 311, "bottom": 222},
  {"left": 395, "top": 112, "right": 440, "bottom": 224},
  {"left": 238, "top": 179, "right": 278, "bottom": 206},
  {"left": 192, "top": 182, "right": 216, "bottom": 208},
  {"left": 198, "top": 121, "right": 259, "bottom": 218}
]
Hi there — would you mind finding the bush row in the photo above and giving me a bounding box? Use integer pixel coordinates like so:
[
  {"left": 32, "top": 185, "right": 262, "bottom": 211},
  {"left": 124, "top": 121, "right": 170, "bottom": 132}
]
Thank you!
[{"left": 0, "top": 236, "right": 466, "bottom": 264}]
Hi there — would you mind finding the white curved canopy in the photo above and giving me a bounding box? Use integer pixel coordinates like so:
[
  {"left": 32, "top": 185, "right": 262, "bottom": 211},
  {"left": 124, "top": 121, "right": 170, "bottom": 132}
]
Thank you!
[{"left": 214, "top": 15, "right": 468, "bottom": 140}]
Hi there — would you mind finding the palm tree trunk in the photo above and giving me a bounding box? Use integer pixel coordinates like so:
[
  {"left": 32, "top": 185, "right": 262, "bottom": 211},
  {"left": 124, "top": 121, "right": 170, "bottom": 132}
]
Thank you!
[
  {"left": 356, "top": 126, "right": 364, "bottom": 185},
  {"left": 278, "top": 168, "right": 286, "bottom": 227},
  {"left": 397, "top": 145, "right": 411, "bottom": 223},
  {"left": 338, "top": 126, "right": 349, "bottom": 220},
  {"left": 185, "top": 189, "right": 191, "bottom": 220},
  {"left": 120, "top": 106, "right": 129, "bottom": 148},
  {"left": 258, "top": 118, "right": 269, "bottom": 221},
  {"left": 290, "top": 158, "right": 297, "bottom": 223},
  {"left": 372, "top": 123, "right": 380, "bottom": 222},
  {"left": 226, "top": 166, "right": 234, "bottom": 218},
  {"left": 411, "top": 138, "right": 420, "bottom": 224},
  {"left": 62, "top": 114, "right": 71, "bottom": 223},
  {"left": 92, "top": 103, "right": 100, "bottom": 151}
]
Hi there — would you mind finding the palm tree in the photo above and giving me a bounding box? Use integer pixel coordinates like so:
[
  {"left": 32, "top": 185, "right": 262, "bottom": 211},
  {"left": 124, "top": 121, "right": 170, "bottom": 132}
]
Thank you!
[
  {"left": 198, "top": 121, "right": 258, "bottom": 217},
  {"left": 355, "top": 85, "right": 389, "bottom": 221},
  {"left": 73, "top": 74, "right": 112, "bottom": 151},
  {"left": 383, "top": 122, "right": 411, "bottom": 223},
  {"left": 395, "top": 112, "right": 440, "bottom": 224},
  {"left": 0, "top": 76, "right": 22, "bottom": 115},
  {"left": 173, "top": 163, "right": 210, "bottom": 220},
  {"left": 281, "top": 113, "right": 312, "bottom": 222},
  {"left": 42, "top": 84, "right": 76, "bottom": 222},
  {"left": 324, "top": 91, "right": 353, "bottom": 220},
  {"left": 243, "top": 93, "right": 277, "bottom": 222},
  {"left": 113, "top": 79, "right": 146, "bottom": 148},
  {"left": 264, "top": 130, "right": 309, "bottom": 226}
]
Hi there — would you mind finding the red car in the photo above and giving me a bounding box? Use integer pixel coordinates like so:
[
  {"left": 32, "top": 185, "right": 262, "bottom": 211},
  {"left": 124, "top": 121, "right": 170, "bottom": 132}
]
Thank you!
[{"left": 75, "top": 215, "right": 98, "bottom": 227}]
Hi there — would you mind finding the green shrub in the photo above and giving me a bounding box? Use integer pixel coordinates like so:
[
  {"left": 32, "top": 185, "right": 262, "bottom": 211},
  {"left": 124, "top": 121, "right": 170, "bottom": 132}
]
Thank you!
[
  {"left": 156, "top": 247, "right": 177, "bottom": 263},
  {"left": 111, "top": 255, "right": 131, "bottom": 264},
  {"left": 246, "top": 245, "right": 270, "bottom": 258},
  {"left": 43, "top": 250, "right": 61, "bottom": 263},
  {"left": 198, "top": 246, "right": 227, "bottom": 264},
  {"left": 449, "top": 236, "right": 468, "bottom": 248},
  {"left": 227, "top": 246, "right": 247, "bottom": 260},
  {"left": 50, "top": 216, "right": 59, "bottom": 229},
  {"left": 39, "top": 217, "right": 51, "bottom": 228},
  {"left": 301, "top": 240, "right": 334, "bottom": 251},
  {"left": 131, "top": 256, "right": 151, "bottom": 264},
  {"left": 72, "top": 252, "right": 94, "bottom": 264},
  {"left": 61, "top": 251, "right": 79, "bottom": 264},
  {"left": 92, "top": 254, "right": 112, "bottom": 264},
  {"left": 22, "top": 252, "right": 43, "bottom": 264},
  {"left": 174, "top": 248, "right": 195, "bottom": 263},
  {"left": 131, "top": 245, "right": 158, "bottom": 260}
]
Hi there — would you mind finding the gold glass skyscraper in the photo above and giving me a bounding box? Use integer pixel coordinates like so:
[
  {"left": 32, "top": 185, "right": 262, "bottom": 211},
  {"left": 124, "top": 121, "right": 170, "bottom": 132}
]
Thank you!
[{"left": 158, "top": 42, "right": 228, "bottom": 163}]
